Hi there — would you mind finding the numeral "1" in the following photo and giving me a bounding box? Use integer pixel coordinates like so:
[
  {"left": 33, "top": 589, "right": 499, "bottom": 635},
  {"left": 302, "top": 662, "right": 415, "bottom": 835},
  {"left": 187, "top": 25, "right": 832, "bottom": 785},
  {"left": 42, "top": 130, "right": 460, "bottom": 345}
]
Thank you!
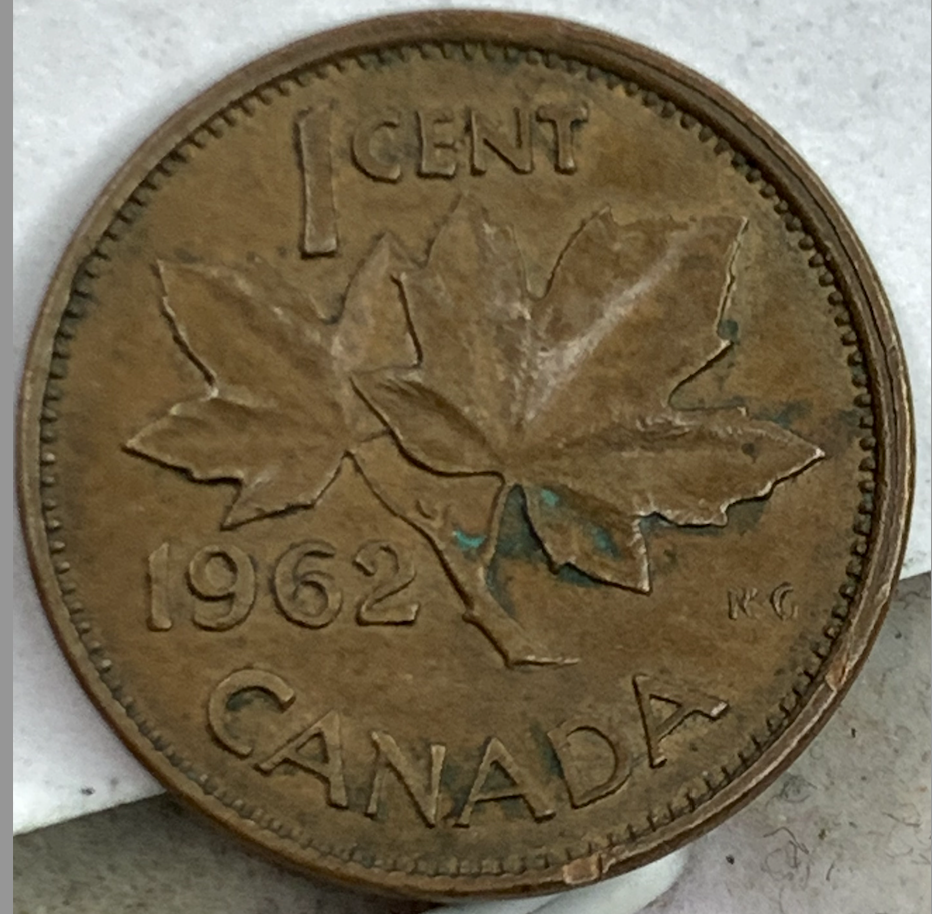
[
  {"left": 296, "top": 106, "right": 337, "bottom": 257},
  {"left": 147, "top": 542, "right": 172, "bottom": 631}
]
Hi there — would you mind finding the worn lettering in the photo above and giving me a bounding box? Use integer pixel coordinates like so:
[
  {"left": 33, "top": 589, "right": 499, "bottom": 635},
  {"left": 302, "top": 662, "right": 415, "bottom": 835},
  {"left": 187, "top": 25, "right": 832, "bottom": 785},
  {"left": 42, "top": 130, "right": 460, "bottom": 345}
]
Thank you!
[
  {"left": 295, "top": 106, "right": 338, "bottom": 256},
  {"left": 147, "top": 541, "right": 172, "bottom": 631},
  {"left": 418, "top": 108, "right": 458, "bottom": 177},
  {"left": 352, "top": 112, "right": 402, "bottom": 182},
  {"left": 456, "top": 737, "right": 555, "bottom": 826},
  {"left": 207, "top": 668, "right": 296, "bottom": 758},
  {"left": 536, "top": 102, "right": 589, "bottom": 173},
  {"left": 633, "top": 674, "right": 729, "bottom": 769},
  {"left": 348, "top": 102, "right": 589, "bottom": 182},
  {"left": 366, "top": 731, "right": 446, "bottom": 826},
  {"left": 547, "top": 719, "right": 631, "bottom": 808},
  {"left": 256, "top": 709, "right": 349, "bottom": 808},
  {"left": 188, "top": 544, "right": 256, "bottom": 631},
  {"left": 470, "top": 107, "right": 532, "bottom": 174},
  {"left": 353, "top": 541, "right": 419, "bottom": 624}
]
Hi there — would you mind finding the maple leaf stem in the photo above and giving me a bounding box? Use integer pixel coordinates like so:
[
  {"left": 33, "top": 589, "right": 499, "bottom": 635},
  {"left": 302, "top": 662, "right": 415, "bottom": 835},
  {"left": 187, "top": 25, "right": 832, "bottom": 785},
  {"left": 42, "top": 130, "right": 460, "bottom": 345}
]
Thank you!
[
  {"left": 460, "top": 582, "right": 577, "bottom": 667},
  {"left": 460, "top": 478, "right": 576, "bottom": 666},
  {"left": 353, "top": 454, "right": 573, "bottom": 667},
  {"left": 476, "top": 478, "right": 511, "bottom": 568}
]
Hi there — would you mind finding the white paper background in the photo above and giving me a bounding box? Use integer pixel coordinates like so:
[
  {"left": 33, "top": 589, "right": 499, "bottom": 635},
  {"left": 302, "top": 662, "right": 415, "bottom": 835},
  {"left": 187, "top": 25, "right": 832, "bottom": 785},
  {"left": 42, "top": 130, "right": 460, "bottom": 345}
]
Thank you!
[{"left": 13, "top": 0, "right": 931, "bottom": 833}]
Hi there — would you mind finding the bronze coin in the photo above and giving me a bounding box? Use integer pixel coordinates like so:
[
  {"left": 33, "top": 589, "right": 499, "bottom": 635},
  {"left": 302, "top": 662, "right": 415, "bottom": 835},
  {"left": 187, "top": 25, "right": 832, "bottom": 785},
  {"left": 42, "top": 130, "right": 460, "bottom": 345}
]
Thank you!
[{"left": 17, "top": 11, "right": 913, "bottom": 902}]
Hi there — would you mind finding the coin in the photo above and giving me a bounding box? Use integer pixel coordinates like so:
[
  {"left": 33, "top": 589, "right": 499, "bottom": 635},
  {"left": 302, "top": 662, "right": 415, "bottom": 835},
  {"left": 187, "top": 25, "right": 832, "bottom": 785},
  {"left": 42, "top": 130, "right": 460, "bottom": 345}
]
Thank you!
[{"left": 17, "top": 10, "right": 913, "bottom": 901}]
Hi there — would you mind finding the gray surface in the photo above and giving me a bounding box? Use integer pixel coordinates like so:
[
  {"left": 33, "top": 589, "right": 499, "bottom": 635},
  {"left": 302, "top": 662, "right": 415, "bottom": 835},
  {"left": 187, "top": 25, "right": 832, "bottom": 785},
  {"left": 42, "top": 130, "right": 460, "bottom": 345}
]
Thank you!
[{"left": 14, "top": 575, "right": 931, "bottom": 914}]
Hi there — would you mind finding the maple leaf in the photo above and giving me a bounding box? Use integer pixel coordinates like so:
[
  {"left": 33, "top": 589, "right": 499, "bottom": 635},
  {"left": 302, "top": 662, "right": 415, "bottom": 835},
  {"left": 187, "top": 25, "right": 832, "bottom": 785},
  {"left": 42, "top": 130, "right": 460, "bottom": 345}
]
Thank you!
[
  {"left": 127, "top": 236, "right": 416, "bottom": 527},
  {"left": 354, "top": 196, "right": 823, "bottom": 592}
]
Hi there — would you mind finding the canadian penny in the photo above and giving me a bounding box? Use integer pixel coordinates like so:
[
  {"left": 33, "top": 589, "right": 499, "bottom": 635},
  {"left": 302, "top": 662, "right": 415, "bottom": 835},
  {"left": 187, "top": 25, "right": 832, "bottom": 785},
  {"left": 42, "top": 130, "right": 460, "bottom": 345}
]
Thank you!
[{"left": 17, "top": 11, "right": 913, "bottom": 901}]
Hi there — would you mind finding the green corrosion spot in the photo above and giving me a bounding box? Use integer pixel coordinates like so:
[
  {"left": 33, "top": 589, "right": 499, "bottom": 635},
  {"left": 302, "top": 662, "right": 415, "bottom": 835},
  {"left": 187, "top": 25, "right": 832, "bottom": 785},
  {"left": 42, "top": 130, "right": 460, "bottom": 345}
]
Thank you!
[
  {"left": 592, "top": 526, "right": 619, "bottom": 557},
  {"left": 453, "top": 529, "right": 486, "bottom": 551},
  {"left": 719, "top": 317, "right": 740, "bottom": 342},
  {"left": 539, "top": 488, "right": 560, "bottom": 508},
  {"left": 556, "top": 564, "right": 601, "bottom": 588}
]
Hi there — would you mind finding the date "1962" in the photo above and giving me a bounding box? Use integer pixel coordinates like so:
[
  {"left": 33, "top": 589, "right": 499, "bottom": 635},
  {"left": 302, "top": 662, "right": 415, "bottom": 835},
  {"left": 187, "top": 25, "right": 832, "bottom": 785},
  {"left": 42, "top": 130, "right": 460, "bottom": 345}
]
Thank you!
[{"left": 146, "top": 540, "right": 420, "bottom": 633}]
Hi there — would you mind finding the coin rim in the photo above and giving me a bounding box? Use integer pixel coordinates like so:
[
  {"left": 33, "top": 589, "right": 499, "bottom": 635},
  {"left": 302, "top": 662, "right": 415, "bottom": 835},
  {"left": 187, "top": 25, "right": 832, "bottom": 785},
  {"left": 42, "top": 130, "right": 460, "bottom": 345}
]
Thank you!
[{"left": 17, "top": 10, "right": 914, "bottom": 901}]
